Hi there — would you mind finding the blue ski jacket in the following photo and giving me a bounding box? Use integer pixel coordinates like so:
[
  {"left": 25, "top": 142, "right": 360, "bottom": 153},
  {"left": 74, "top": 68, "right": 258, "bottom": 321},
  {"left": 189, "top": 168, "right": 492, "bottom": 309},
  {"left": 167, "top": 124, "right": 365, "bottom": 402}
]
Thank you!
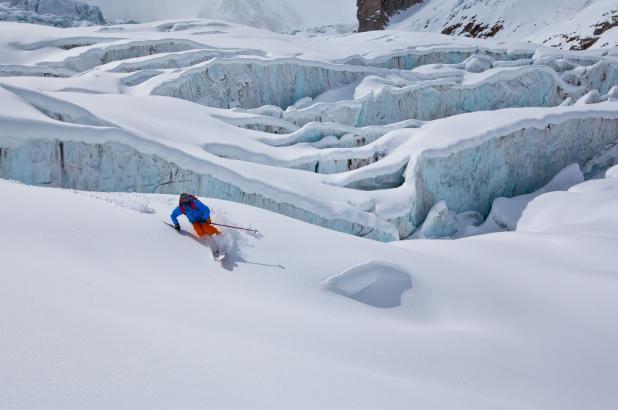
[{"left": 171, "top": 197, "right": 211, "bottom": 225}]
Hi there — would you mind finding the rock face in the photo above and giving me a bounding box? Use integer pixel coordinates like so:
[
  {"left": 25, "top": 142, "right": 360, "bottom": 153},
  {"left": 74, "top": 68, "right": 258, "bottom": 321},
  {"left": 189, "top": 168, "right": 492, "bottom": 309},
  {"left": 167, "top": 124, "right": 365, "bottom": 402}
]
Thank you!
[
  {"left": 1, "top": 0, "right": 105, "bottom": 26},
  {"left": 357, "top": 0, "right": 421, "bottom": 32}
]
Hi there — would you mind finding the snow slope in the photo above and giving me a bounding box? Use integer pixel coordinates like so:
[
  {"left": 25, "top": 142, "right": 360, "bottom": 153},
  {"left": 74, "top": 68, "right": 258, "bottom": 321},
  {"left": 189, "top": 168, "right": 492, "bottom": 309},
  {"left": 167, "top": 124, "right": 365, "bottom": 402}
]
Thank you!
[
  {"left": 518, "top": 165, "right": 618, "bottom": 238},
  {"left": 389, "top": 0, "right": 618, "bottom": 50},
  {"left": 1, "top": 171, "right": 618, "bottom": 409}
]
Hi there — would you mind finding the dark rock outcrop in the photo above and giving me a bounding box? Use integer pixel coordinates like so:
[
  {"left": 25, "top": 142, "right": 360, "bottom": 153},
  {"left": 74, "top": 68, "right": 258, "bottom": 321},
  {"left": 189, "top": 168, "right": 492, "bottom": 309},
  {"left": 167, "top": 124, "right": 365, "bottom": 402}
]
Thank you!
[{"left": 357, "top": 0, "right": 421, "bottom": 32}]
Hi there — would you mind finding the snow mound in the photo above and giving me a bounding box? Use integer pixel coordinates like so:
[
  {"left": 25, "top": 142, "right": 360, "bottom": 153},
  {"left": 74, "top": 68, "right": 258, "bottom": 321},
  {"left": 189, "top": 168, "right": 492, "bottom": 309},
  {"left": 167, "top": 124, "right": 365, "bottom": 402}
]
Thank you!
[
  {"left": 518, "top": 164, "right": 618, "bottom": 238},
  {"left": 323, "top": 261, "right": 412, "bottom": 308}
]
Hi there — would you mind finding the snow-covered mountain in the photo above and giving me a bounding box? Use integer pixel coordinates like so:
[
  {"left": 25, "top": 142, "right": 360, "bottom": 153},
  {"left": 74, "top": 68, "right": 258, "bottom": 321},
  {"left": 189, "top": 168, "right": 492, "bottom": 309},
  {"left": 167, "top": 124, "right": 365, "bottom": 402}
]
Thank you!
[
  {"left": 0, "top": 0, "right": 105, "bottom": 27},
  {"left": 357, "top": 0, "right": 421, "bottom": 32},
  {"left": 387, "top": 0, "right": 618, "bottom": 50},
  {"left": 198, "top": 0, "right": 303, "bottom": 33}
]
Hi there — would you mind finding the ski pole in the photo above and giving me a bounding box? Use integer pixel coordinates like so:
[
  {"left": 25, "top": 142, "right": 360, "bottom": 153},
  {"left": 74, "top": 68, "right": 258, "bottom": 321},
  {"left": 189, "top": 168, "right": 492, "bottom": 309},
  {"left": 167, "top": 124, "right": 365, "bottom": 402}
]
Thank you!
[
  {"left": 210, "top": 222, "right": 259, "bottom": 234},
  {"left": 163, "top": 220, "right": 258, "bottom": 234}
]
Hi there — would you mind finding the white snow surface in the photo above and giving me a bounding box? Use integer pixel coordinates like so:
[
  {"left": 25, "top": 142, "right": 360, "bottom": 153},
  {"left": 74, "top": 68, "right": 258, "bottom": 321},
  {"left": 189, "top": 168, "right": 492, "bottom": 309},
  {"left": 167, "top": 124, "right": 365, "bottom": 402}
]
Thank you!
[{"left": 1, "top": 177, "right": 618, "bottom": 409}]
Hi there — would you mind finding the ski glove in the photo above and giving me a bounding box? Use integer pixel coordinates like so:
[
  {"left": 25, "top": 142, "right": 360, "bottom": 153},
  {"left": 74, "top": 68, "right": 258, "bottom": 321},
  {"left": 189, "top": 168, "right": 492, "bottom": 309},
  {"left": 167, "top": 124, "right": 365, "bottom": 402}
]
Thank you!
[{"left": 174, "top": 224, "right": 181, "bottom": 231}]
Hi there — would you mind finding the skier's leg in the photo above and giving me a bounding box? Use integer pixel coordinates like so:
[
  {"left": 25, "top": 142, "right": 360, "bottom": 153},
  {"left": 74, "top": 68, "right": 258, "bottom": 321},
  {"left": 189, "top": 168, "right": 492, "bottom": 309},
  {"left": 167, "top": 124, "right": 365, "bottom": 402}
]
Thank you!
[
  {"left": 192, "top": 222, "right": 207, "bottom": 238},
  {"left": 203, "top": 223, "right": 221, "bottom": 236},
  {"left": 192, "top": 221, "right": 221, "bottom": 238},
  {"left": 192, "top": 221, "right": 224, "bottom": 259}
]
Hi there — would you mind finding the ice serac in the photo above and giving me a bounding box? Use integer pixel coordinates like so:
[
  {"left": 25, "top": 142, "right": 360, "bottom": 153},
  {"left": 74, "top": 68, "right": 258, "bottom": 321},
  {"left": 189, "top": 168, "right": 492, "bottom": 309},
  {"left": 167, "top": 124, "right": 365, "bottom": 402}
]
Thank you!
[
  {"left": 342, "top": 49, "right": 533, "bottom": 71},
  {"left": 427, "top": 163, "right": 587, "bottom": 239},
  {"left": 0, "top": 0, "right": 105, "bottom": 26},
  {"left": 151, "top": 59, "right": 372, "bottom": 109},
  {"left": 407, "top": 110, "right": 618, "bottom": 231},
  {"left": 283, "top": 65, "right": 572, "bottom": 127}
]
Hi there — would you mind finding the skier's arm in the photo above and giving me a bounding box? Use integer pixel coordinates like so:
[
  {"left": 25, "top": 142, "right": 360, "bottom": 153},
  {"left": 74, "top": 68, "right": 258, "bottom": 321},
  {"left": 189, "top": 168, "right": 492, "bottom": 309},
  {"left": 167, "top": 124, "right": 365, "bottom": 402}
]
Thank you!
[
  {"left": 195, "top": 200, "right": 211, "bottom": 221},
  {"left": 170, "top": 207, "right": 182, "bottom": 227}
]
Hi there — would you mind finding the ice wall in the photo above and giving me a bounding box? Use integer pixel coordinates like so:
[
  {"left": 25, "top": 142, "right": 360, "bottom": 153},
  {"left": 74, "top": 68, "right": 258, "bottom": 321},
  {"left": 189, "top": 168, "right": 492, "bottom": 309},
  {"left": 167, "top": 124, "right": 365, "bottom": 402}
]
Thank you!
[
  {"left": 283, "top": 67, "right": 571, "bottom": 127},
  {"left": 341, "top": 49, "right": 533, "bottom": 70},
  {"left": 0, "top": 139, "right": 399, "bottom": 241},
  {"left": 151, "top": 59, "right": 375, "bottom": 109},
  {"left": 46, "top": 40, "right": 208, "bottom": 72},
  {"left": 408, "top": 116, "right": 618, "bottom": 228}
]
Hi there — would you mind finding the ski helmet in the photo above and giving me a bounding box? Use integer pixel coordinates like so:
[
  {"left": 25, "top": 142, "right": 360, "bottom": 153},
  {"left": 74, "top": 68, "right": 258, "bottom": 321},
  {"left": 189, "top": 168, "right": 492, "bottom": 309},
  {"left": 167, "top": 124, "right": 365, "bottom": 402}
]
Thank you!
[{"left": 179, "top": 193, "right": 192, "bottom": 205}]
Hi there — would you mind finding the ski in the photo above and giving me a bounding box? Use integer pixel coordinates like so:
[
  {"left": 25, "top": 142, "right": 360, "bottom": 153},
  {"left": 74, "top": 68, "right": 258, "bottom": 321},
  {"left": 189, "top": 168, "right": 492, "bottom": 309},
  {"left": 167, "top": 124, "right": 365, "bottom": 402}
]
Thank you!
[
  {"left": 212, "top": 251, "right": 226, "bottom": 263},
  {"left": 163, "top": 221, "right": 228, "bottom": 263}
]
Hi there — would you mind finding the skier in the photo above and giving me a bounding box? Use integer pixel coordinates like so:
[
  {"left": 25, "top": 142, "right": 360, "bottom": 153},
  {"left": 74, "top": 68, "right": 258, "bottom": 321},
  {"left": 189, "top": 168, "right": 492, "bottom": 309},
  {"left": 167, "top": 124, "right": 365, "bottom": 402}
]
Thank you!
[{"left": 170, "top": 193, "right": 221, "bottom": 238}]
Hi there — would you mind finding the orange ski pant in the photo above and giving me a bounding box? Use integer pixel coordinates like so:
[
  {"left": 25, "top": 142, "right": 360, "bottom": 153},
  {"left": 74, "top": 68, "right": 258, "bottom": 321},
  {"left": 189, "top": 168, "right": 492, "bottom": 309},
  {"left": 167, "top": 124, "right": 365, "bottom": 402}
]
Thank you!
[{"left": 192, "top": 220, "right": 221, "bottom": 238}]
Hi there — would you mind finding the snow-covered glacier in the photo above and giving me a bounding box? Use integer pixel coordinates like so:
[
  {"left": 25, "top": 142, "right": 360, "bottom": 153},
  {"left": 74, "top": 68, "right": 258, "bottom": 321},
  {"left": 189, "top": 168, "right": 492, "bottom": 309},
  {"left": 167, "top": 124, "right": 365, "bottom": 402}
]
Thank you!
[
  {"left": 3, "top": 10, "right": 618, "bottom": 410},
  {"left": 0, "top": 20, "right": 616, "bottom": 241}
]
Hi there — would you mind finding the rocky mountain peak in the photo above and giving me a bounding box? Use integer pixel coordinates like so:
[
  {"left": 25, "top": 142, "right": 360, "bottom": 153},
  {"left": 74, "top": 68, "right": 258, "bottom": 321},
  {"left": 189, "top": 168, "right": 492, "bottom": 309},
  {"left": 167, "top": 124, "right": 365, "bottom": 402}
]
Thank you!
[{"left": 357, "top": 0, "right": 421, "bottom": 32}]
